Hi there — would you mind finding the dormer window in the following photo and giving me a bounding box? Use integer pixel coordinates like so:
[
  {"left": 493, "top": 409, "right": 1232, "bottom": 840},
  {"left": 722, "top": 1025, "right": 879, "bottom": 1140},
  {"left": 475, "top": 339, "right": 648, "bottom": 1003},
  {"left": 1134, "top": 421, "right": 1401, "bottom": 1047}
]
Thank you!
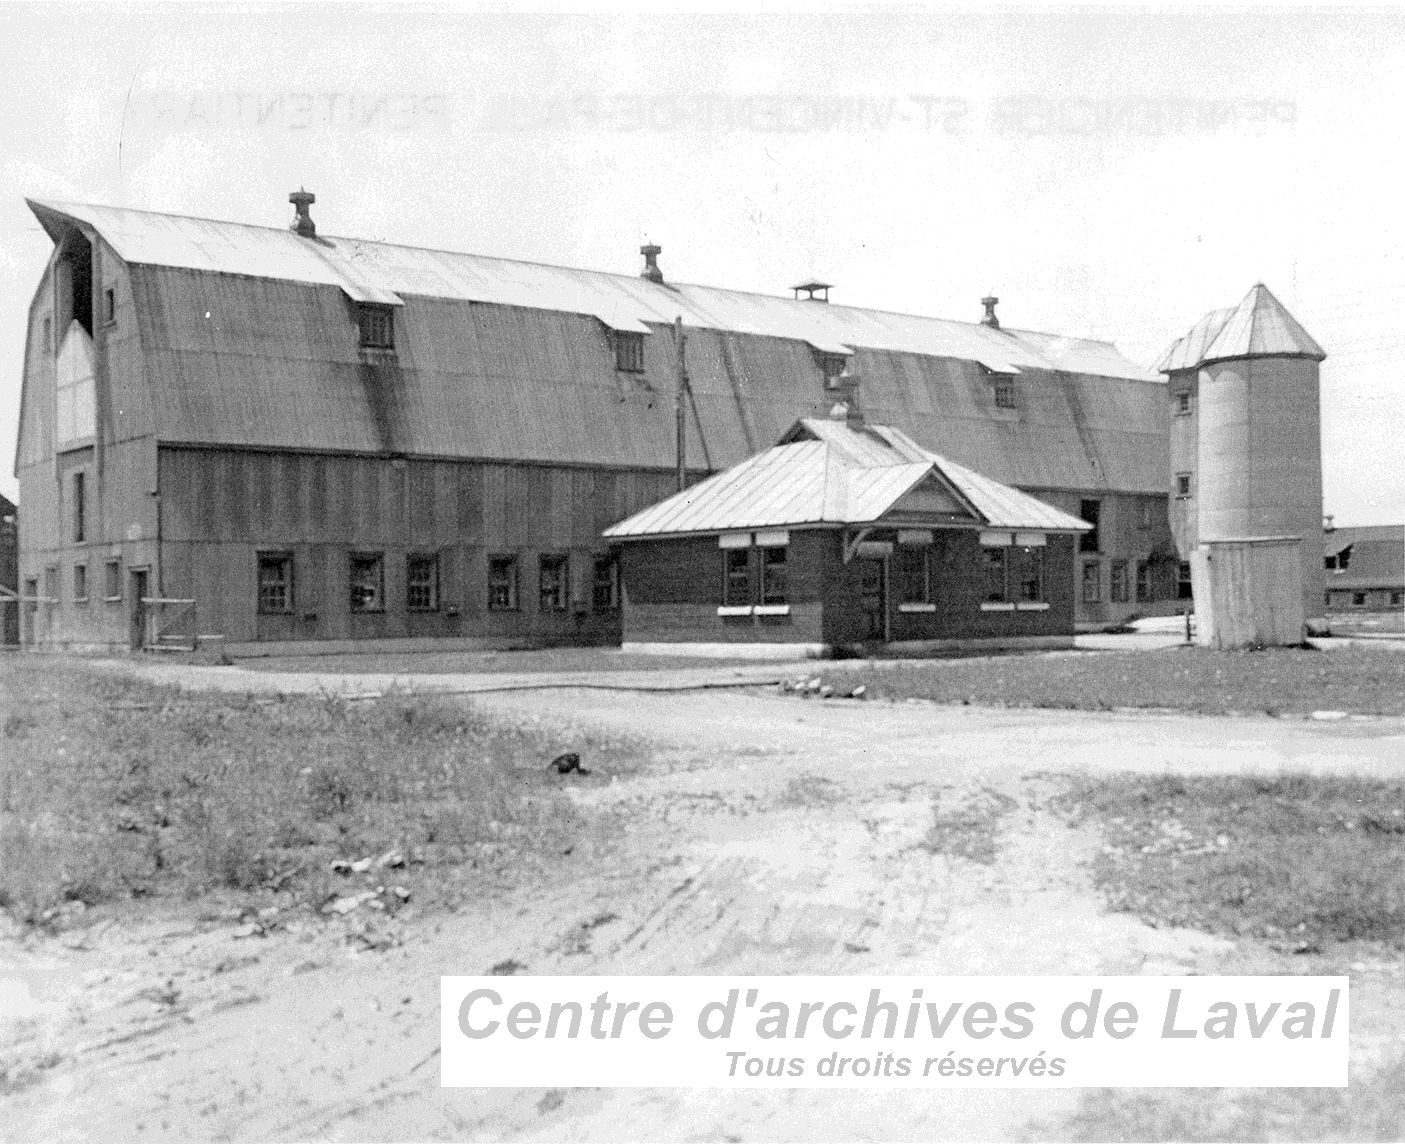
[
  {"left": 992, "top": 377, "right": 1017, "bottom": 409},
  {"left": 815, "top": 351, "right": 848, "bottom": 382},
  {"left": 614, "top": 330, "right": 645, "bottom": 373},
  {"left": 357, "top": 304, "right": 394, "bottom": 349}
]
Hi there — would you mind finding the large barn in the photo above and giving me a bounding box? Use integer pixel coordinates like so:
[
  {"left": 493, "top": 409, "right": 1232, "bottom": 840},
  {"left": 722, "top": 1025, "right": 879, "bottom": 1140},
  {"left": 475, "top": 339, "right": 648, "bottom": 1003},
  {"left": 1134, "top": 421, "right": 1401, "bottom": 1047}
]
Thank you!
[{"left": 14, "top": 193, "right": 1183, "bottom": 654}]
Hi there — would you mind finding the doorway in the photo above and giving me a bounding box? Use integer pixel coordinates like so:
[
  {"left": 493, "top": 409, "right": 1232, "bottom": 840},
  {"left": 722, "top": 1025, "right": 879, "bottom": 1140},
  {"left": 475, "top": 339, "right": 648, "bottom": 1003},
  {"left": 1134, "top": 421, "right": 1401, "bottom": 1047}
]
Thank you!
[
  {"left": 858, "top": 557, "right": 888, "bottom": 642},
  {"left": 129, "top": 568, "right": 149, "bottom": 651}
]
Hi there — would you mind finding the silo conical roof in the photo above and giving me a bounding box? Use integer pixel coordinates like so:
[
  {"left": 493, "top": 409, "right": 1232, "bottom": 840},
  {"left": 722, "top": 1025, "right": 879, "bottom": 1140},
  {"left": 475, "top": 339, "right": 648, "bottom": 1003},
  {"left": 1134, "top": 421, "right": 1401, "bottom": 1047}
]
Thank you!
[
  {"left": 1201, "top": 283, "right": 1325, "bottom": 364},
  {"left": 1154, "top": 306, "right": 1235, "bottom": 373}
]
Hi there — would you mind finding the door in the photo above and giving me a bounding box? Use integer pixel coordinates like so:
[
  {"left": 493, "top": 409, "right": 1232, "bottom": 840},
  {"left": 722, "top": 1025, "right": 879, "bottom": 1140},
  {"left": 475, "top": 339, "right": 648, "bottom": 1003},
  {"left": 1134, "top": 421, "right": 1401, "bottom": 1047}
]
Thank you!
[
  {"left": 129, "top": 569, "right": 149, "bottom": 651},
  {"left": 858, "top": 557, "right": 887, "bottom": 642}
]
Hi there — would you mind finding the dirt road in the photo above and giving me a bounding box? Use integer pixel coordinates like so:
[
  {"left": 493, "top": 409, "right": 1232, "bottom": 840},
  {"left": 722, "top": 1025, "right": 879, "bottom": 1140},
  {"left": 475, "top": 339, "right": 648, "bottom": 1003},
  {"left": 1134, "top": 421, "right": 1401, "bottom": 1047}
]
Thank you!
[{"left": 3, "top": 685, "right": 1401, "bottom": 1141}]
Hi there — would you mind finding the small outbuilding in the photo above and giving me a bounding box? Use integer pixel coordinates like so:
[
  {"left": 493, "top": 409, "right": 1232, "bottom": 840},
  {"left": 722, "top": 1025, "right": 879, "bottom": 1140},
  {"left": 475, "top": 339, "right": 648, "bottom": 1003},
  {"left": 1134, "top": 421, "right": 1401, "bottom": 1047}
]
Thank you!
[{"left": 604, "top": 406, "right": 1092, "bottom": 656}]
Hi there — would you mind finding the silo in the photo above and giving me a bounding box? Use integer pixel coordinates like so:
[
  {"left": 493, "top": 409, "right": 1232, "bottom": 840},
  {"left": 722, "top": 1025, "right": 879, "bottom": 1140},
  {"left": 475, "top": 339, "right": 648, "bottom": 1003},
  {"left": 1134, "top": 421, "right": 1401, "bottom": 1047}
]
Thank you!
[{"left": 1195, "top": 284, "right": 1325, "bottom": 624}]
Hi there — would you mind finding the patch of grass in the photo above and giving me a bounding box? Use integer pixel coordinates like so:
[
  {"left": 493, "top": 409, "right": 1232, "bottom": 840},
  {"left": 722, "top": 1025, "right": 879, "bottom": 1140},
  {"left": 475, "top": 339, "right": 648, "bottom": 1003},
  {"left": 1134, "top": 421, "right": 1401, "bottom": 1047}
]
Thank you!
[
  {"left": 921, "top": 787, "right": 1018, "bottom": 865},
  {"left": 0, "top": 659, "right": 647, "bottom": 927},
  {"left": 816, "top": 646, "right": 1405, "bottom": 717},
  {"left": 1051, "top": 772, "right": 1405, "bottom": 952},
  {"left": 1033, "top": 1052, "right": 1405, "bottom": 1142}
]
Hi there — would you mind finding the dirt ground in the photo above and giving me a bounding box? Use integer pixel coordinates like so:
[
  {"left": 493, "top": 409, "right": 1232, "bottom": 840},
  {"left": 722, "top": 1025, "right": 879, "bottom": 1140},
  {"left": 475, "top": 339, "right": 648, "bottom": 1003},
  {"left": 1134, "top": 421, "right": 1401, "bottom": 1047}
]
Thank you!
[{"left": 3, "top": 683, "right": 1403, "bottom": 1142}]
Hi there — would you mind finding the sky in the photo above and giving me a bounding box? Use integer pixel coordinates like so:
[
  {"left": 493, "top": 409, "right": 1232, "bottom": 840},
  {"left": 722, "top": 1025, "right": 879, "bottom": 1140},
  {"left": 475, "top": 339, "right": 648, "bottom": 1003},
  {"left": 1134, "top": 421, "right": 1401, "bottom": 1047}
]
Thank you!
[{"left": 1, "top": 4, "right": 1401, "bottom": 523}]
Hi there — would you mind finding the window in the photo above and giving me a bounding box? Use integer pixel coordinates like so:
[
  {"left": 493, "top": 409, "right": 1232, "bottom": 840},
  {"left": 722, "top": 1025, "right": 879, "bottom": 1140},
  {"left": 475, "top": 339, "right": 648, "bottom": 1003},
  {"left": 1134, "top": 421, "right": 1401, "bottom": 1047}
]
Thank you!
[
  {"left": 1175, "top": 472, "right": 1192, "bottom": 499},
  {"left": 984, "top": 547, "right": 1008, "bottom": 602},
  {"left": 1136, "top": 560, "right": 1153, "bottom": 603},
  {"left": 722, "top": 548, "right": 751, "bottom": 607},
  {"left": 257, "top": 553, "right": 294, "bottom": 614},
  {"left": 897, "top": 547, "right": 931, "bottom": 605},
  {"left": 42, "top": 315, "right": 52, "bottom": 354},
  {"left": 1110, "top": 559, "right": 1129, "bottom": 603},
  {"left": 103, "top": 287, "right": 116, "bottom": 325},
  {"left": 759, "top": 546, "right": 787, "bottom": 605},
  {"left": 1326, "top": 545, "right": 1351, "bottom": 573},
  {"left": 1352, "top": 592, "right": 1367, "bottom": 607},
  {"left": 406, "top": 554, "right": 439, "bottom": 611},
  {"left": 105, "top": 560, "right": 122, "bottom": 601},
  {"left": 1078, "top": 499, "right": 1101, "bottom": 553},
  {"left": 614, "top": 331, "right": 645, "bottom": 373},
  {"left": 44, "top": 565, "right": 58, "bottom": 603},
  {"left": 1324, "top": 554, "right": 1337, "bottom": 570},
  {"left": 592, "top": 555, "right": 620, "bottom": 610},
  {"left": 72, "top": 471, "right": 86, "bottom": 542},
  {"left": 1325, "top": 592, "right": 1332, "bottom": 609},
  {"left": 488, "top": 555, "right": 518, "bottom": 611},
  {"left": 1139, "top": 499, "right": 1154, "bottom": 529},
  {"left": 993, "top": 380, "right": 1017, "bottom": 409},
  {"left": 1082, "top": 560, "right": 1102, "bottom": 604},
  {"left": 1015, "top": 546, "right": 1044, "bottom": 602},
  {"left": 1177, "top": 561, "right": 1193, "bottom": 600},
  {"left": 1391, "top": 591, "right": 1402, "bottom": 607},
  {"left": 816, "top": 351, "right": 848, "bottom": 381},
  {"left": 349, "top": 552, "right": 384, "bottom": 613},
  {"left": 539, "top": 554, "right": 569, "bottom": 612},
  {"left": 357, "top": 304, "right": 394, "bottom": 349},
  {"left": 1174, "top": 390, "right": 1191, "bottom": 416},
  {"left": 73, "top": 563, "right": 88, "bottom": 602}
]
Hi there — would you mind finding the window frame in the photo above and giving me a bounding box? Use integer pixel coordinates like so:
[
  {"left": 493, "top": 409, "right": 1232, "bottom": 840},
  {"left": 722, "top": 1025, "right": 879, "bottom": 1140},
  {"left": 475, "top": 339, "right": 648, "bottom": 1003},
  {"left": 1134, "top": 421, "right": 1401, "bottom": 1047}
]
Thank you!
[
  {"left": 256, "top": 552, "right": 294, "bottom": 615},
  {"left": 722, "top": 547, "right": 752, "bottom": 608},
  {"left": 488, "top": 554, "right": 519, "bottom": 612},
  {"left": 1136, "top": 560, "right": 1153, "bottom": 603},
  {"left": 348, "top": 551, "right": 386, "bottom": 614},
  {"left": 758, "top": 545, "right": 788, "bottom": 606},
  {"left": 993, "top": 379, "right": 1017, "bottom": 409},
  {"left": 538, "top": 553, "right": 570, "bottom": 613},
  {"left": 1175, "top": 472, "right": 1193, "bottom": 499},
  {"left": 42, "top": 315, "right": 52, "bottom": 355},
  {"left": 1081, "top": 559, "right": 1102, "bottom": 604},
  {"left": 1352, "top": 592, "right": 1367, "bottom": 607},
  {"left": 405, "top": 553, "right": 440, "bottom": 612},
  {"left": 984, "top": 546, "right": 1009, "bottom": 603},
  {"left": 1014, "top": 545, "right": 1044, "bottom": 603},
  {"left": 72, "top": 470, "right": 87, "bottom": 543},
  {"left": 614, "top": 330, "right": 645, "bottom": 373},
  {"left": 1177, "top": 560, "right": 1193, "bottom": 600},
  {"left": 592, "top": 554, "right": 620, "bottom": 611},
  {"left": 1174, "top": 390, "right": 1191, "bottom": 416},
  {"left": 1078, "top": 499, "right": 1101, "bottom": 553},
  {"left": 104, "top": 558, "right": 122, "bottom": 602},
  {"left": 43, "top": 565, "right": 59, "bottom": 604},
  {"left": 357, "top": 304, "right": 395, "bottom": 350},
  {"left": 102, "top": 287, "right": 116, "bottom": 326},
  {"left": 72, "top": 562, "right": 89, "bottom": 603},
  {"left": 1110, "top": 559, "right": 1129, "bottom": 603},
  {"left": 896, "top": 545, "right": 932, "bottom": 606}
]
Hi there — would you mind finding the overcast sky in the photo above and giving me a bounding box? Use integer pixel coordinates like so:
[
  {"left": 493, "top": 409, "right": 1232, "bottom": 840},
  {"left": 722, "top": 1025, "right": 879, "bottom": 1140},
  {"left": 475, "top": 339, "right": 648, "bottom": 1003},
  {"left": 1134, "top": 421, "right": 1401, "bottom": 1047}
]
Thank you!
[{"left": 1, "top": 4, "right": 1401, "bottom": 524}]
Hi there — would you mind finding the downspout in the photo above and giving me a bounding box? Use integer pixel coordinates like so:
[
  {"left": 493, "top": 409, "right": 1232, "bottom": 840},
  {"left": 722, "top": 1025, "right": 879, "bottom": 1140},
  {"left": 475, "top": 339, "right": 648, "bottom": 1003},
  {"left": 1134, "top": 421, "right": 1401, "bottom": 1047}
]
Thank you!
[{"left": 674, "top": 316, "right": 688, "bottom": 492}]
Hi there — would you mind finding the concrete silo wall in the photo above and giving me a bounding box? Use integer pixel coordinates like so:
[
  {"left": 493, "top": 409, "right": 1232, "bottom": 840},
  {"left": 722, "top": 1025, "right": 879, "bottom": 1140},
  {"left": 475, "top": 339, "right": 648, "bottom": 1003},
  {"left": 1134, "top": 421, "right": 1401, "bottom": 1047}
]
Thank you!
[{"left": 1197, "top": 356, "right": 1324, "bottom": 620}]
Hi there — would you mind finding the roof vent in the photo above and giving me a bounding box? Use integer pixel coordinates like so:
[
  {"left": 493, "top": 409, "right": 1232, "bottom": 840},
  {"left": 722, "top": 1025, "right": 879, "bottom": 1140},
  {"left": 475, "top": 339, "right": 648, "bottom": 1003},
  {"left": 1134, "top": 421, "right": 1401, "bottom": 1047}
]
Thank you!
[
  {"left": 640, "top": 243, "right": 664, "bottom": 284},
  {"left": 289, "top": 188, "right": 316, "bottom": 238},
  {"left": 792, "top": 280, "right": 832, "bottom": 303},
  {"left": 980, "top": 295, "right": 1000, "bottom": 328}
]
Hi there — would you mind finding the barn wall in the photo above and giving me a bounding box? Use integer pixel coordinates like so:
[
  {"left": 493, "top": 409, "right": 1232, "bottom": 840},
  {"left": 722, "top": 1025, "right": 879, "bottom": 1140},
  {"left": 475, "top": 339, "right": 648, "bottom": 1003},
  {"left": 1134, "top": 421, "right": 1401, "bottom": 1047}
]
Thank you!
[{"left": 156, "top": 446, "right": 679, "bottom": 646}]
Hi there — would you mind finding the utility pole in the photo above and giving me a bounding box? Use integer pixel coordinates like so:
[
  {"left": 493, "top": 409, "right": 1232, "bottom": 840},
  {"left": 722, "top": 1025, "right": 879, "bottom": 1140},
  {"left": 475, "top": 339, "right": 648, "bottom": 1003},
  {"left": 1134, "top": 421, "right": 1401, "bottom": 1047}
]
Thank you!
[{"left": 675, "top": 315, "right": 688, "bottom": 492}]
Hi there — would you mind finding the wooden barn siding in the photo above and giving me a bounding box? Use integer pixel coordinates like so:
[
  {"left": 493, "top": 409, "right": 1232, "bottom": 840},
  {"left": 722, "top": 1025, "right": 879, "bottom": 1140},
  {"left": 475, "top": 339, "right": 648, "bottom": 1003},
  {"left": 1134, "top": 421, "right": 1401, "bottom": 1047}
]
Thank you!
[
  {"left": 157, "top": 446, "right": 676, "bottom": 643},
  {"left": 131, "top": 267, "right": 1168, "bottom": 494}
]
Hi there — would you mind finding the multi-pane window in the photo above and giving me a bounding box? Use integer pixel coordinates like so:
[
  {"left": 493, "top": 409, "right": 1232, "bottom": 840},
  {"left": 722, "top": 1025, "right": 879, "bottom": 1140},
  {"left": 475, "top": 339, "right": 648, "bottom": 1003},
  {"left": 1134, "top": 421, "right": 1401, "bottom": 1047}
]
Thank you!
[
  {"left": 1174, "top": 390, "right": 1191, "bottom": 416},
  {"left": 592, "top": 555, "right": 620, "bottom": 610},
  {"left": 722, "top": 548, "right": 751, "bottom": 607},
  {"left": 105, "top": 559, "right": 122, "bottom": 601},
  {"left": 993, "top": 380, "right": 1017, "bottom": 409},
  {"left": 103, "top": 287, "right": 116, "bottom": 325},
  {"left": 1353, "top": 592, "right": 1367, "bottom": 607},
  {"left": 759, "top": 547, "right": 787, "bottom": 605},
  {"left": 1177, "top": 561, "right": 1193, "bottom": 600},
  {"left": 406, "top": 554, "right": 439, "bottom": 611},
  {"left": 488, "top": 555, "right": 518, "bottom": 611},
  {"left": 72, "top": 471, "right": 86, "bottom": 543},
  {"left": 1082, "top": 560, "right": 1102, "bottom": 604},
  {"left": 984, "top": 547, "right": 1008, "bottom": 602},
  {"left": 1175, "top": 472, "right": 1192, "bottom": 499},
  {"left": 897, "top": 547, "right": 931, "bottom": 605},
  {"left": 1014, "top": 546, "right": 1043, "bottom": 602},
  {"left": 614, "top": 331, "right": 645, "bottom": 373},
  {"left": 349, "top": 552, "right": 384, "bottom": 613},
  {"left": 1110, "top": 559, "right": 1129, "bottom": 603},
  {"left": 539, "top": 554, "right": 569, "bottom": 612},
  {"left": 73, "top": 563, "right": 88, "bottom": 602},
  {"left": 257, "top": 553, "right": 293, "bottom": 614},
  {"left": 1078, "top": 499, "right": 1101, "bottom": 553},
  {"left": 42, "top": 316, "right": 52, "bottom": 354},
  {"left": 1136, "top": 560, "right": 1153, "bottom": 603},
  {"left": 357, "top": 304, "right": 394, "bottom": 349}
]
